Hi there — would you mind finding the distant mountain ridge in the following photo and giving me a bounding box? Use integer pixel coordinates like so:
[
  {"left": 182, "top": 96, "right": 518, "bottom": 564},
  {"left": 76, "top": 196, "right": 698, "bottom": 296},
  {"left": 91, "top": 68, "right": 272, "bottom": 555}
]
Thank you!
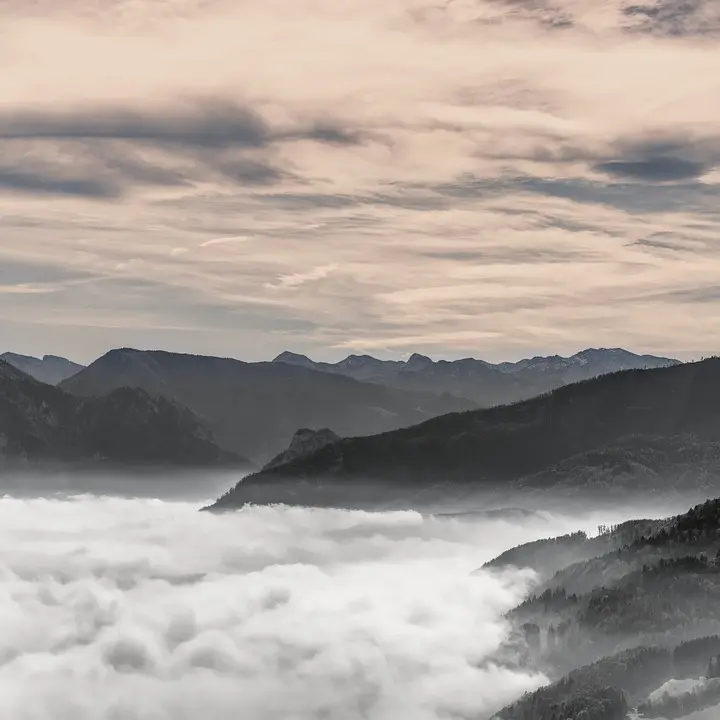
[
  {"left": 1, "top": 352, "right": 84, "bottom": 385},
  {"left": 208, "top": 357, "right": 720, "bottom": 511},
  {"left": 0, "top": 360, "right": 239, "bottom": 467},
  {"left": 273, "top": 347, "right": 679, "bottom": 405},
  {"left": 60, "top": 348, "right": 476, "bottom": 464}
]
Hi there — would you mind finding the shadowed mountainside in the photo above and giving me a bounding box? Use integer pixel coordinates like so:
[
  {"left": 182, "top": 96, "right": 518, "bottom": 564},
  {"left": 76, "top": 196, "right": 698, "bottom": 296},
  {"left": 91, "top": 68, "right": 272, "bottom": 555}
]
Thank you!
[
  {"left": 209, "top": 357, "right": 720, "bottom": 510},
  {"left": 0, "top": 360, "right": 241, "bottom": 468},
  {"left": 60, "top": 348, "right": 475, "bottom": 464},
  {"left": 1, "top": 352, "right": 84, "bottom": 385}
]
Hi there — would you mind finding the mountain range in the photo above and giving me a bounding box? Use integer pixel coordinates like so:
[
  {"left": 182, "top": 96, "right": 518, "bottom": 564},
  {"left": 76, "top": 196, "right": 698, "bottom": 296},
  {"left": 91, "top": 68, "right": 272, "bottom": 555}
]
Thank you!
[
  {"left": 0, "top": 345, "right": 690, "bottom": 473},
  {"left": 273, "top": 348, "right": 678, "bottom": 405},
  {"left": 1, "top": 352, "right": 84, "bottom": 385},
  {"left": 58, "top": 348, "right": 475, "bottom": 464},
  {"left": 208, "top": 357, "right": 720, "bottom": 511},
  {"left": 0, "top": 360, "right": 238, "bottom": 468}
]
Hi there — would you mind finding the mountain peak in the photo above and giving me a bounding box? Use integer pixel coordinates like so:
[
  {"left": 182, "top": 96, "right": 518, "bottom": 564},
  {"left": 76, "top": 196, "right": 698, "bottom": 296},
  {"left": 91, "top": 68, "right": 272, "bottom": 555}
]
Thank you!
[
  {"left": 272, "top": 351, "right": 316, "bottom": 369},
  {"left": 337, "top": 354, "right": 384, "bottom": 369},
  {"left": 405, "top": 353, "right": 433, "bottom": 368},
  {"left": 1, "top": 352, "right": 84, "bottom": 385}
]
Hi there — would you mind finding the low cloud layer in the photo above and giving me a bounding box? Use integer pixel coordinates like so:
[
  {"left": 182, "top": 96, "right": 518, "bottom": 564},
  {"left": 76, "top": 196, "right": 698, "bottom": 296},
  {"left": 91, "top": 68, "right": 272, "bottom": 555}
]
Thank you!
[
  {"left": 1, "top": 0, "right": 719, "bottom": 361},
  {"left": 0, "top": 493, "right": 565, "bottom": 720},
  {"left": 3, "top": 481, "right": 682, "bottom": 720}
]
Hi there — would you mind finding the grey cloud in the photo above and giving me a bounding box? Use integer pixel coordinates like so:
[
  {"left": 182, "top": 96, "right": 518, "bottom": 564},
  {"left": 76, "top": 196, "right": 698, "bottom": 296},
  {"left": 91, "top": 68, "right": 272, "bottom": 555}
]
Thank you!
[
  {"left": 0, "top": 259, "right": 93, "bottom": 286},
  {"left": 0, "top": 167, "right": 119, "bottom": 198},
  {"left": 593, "top": 134, "right": 720, "bottom": 182},
  {"left": 0, "top": 100, "right": 360, "bottom": 199},
  {"left": 634, "top": 284, "right": 720, "bottom": 304},
  {"left": 595, "top": 157, "right": 707, "bottom": 182},
  {"left": 0, "top": 99, "right": 359, "bottom": 150},
  {"left": 623, "top": 0, "right": 720, "bottom": 37},
  {"left": 485, "top": 0, "right": 574, "bottom": 28},
  {"left": 199, "top": 153, "right": 286, "bottom": 186},
  {"left": 631, "top": 232, "right": 707, "bottom": 253},
  {"left": 228, "top": 187, "right": 451, "bottom": 213},
  {"left": 289, "top": 121, "right": 362, "bottom": 146},
  {"left": 420, "top": 247, "right": 596, "bottom": 264},
  {"left": 512, "top": 177, "right": 720, "bottom": 214},
  {"left": 257, "top": 192, "right": 361, "bottom": 210},
  {"left": 96, "top": 147, "right": 190, "bottom": 189},
  {"left": 0, "top": 101, "right": 268, "bottom": 147}
]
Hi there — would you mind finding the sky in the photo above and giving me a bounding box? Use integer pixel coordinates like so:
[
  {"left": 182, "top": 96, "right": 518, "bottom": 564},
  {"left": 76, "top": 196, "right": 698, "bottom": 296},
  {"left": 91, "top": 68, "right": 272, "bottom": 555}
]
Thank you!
[{"left": 1, "top": 0, "right": 720, "bottom": 365}]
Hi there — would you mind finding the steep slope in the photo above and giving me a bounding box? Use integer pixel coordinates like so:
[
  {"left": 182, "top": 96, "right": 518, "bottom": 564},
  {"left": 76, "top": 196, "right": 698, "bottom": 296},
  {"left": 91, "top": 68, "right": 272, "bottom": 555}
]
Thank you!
[
  {"left": 0, "top": 360, "right": 238, "bottom": 467},
  {"left": 209, "top": 358, "right": 720, "bottom": 510},
  {"left": 494, "top": 640, "right": 720, "bottom": 720},
  {"left": 60, "top": 348, "right": 476, "bottom": 463},
  {"left": 489, "top": 498, "right": 720, "bottom": 719},
  {"left": 262, "top": 428, "right": 341, "bottom": 471},
  {"left": 1, "top": 352, "right": 84, "bottom": 385},
  {"left": 273, "top": 347, "right": 679, "bottom": 405}
]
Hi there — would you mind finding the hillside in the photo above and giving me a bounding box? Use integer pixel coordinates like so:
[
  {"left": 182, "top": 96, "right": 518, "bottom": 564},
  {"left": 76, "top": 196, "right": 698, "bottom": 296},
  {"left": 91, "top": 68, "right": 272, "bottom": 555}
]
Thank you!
[
  {"left": 0, "top": 360, "right": 240, "bottom": 467},
  {"left": 208, "top": 358, "right": 720, "bottom": 510},
  {"left": 273, "top": 347, "right": 678, "bottom": 405},
  {"left": 59, "top": 348, "right": 476, "bottom": 463},
  {"left": 488, "top": 497, "right": 720, "bottom": 719},
  {"left": 1, "top": 352, "right": 84, "bottom": 385}
]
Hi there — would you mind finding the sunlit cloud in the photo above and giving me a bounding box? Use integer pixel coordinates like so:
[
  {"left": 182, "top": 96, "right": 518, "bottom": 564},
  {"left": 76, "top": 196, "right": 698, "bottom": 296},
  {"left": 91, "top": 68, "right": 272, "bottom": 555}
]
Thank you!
[
  {"left": 199, "top": 236, "right": 251, "bottom": 249},
  {"left": 0, "top": 0, "right": 718, "bottom": 362}
]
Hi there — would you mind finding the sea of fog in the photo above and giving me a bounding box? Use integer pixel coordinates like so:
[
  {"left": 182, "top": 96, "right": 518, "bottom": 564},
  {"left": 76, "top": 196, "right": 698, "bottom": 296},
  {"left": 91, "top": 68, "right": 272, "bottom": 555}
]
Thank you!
[{"left": 0, "top": 472, "right": 696, "bottom": 720}]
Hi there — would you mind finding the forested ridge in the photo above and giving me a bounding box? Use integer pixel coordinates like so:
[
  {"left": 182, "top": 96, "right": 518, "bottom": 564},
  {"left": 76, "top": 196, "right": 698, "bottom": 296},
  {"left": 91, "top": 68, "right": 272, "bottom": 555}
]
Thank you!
[
  {"left": 490, "top": 498, "right": 720, "bottom": 720},
  {"left": 212, "top": 358, "right": 720, "bottom": 509}
]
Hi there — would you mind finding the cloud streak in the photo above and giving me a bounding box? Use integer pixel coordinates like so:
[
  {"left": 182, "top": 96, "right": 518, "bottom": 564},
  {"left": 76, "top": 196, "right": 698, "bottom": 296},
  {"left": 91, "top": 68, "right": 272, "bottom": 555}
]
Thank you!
[{"left": 0, "top": 0, "right": 719, "bottom": 361}]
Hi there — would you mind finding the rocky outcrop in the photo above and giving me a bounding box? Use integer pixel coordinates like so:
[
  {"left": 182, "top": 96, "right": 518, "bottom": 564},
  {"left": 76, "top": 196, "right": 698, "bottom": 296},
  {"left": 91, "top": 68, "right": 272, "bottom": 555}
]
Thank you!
[{"left": 262, "top": 428, "right": 341, "bottom": 471}]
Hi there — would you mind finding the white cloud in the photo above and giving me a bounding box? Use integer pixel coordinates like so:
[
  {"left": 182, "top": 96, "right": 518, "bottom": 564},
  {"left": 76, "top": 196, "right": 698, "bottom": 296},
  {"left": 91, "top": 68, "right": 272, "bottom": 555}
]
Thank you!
[
  {"left": 0, "top": 492, "right": 561, "bottom": 720},
  {"left": 198, "top": 236, "right": 251, "bottom": 249},
  {"left": 0, "top": 283, "right": 58, "bottom": 294},
  {"left": 266, "top": 263, "right": 340, "bottom": 289}
]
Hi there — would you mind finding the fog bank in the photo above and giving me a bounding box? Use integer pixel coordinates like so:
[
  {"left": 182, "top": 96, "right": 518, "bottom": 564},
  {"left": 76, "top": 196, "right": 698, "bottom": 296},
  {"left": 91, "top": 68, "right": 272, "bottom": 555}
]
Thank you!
[{"left": 0, "top": 487, "right": 690, "bottom": 719}]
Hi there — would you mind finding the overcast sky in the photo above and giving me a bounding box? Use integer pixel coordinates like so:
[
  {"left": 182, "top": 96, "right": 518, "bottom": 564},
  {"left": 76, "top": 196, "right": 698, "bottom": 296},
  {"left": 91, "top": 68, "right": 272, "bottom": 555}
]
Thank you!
[{"left": 2, "top": 0, "right": 719, "bottom": 364}]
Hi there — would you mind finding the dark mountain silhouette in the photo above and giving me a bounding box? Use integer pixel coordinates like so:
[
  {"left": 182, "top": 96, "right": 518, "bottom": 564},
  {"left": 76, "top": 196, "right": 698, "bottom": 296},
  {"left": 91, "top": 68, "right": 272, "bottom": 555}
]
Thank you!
[
  {"left": 59, "top": 348, "right": 476, "bottom": 464},
  {"left": 1, "top": 352, "right": 84, "bottom": 385},
  {"left": 208, "top": 357, "right": 720, "bottom": 510},
  {"left": 273, "top": 347, "right": 678, "bottom": 405},
  {"left": 0, "top": 360, "right": 240, "bottom": 467}
]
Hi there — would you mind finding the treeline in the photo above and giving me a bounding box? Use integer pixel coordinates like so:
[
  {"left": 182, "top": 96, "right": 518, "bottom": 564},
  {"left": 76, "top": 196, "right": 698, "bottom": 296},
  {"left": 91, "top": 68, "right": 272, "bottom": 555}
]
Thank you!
[
  {"left": 495, "top": 637, "right": 720, "bottom": 720},
  {"left": 633, "top": 498, "right": 720, "bottom": 549},
  {"left": 483, "top": 532, "right": 588, "bottom": 570}
]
